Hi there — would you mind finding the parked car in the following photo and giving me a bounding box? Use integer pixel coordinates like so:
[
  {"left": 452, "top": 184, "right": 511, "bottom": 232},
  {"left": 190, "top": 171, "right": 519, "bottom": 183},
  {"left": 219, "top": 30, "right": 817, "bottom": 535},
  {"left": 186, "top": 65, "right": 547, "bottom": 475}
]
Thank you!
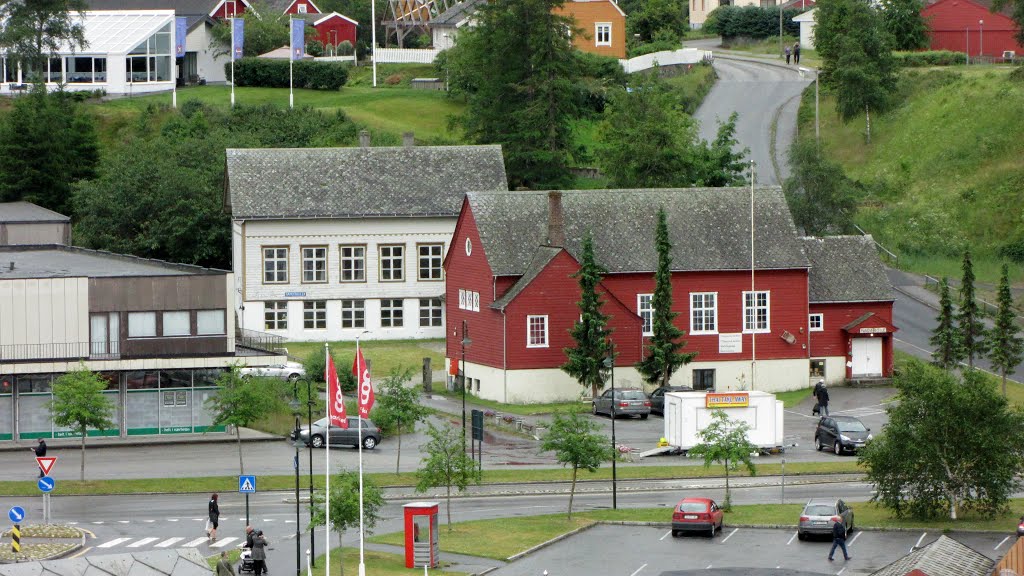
[
  {"left": 798, "top": 498, "right": 854, "bottom": 540},
  {"left": 814, "top": 415, "right": 873, "bottom": 455},
  {"left": 294, "top": 417, "right": 381, "bottom": 450},
  {"left": 592, "top": 388, "right": 651, "bottom": 419},
  {"left": 671, "top": 497, "right": 724, "bottom": 537},
  {"left": 240, "top": 361, "right": 306, "bottom": 381},
  {"left": 649, "top": 385, "right": 693, "bottom": 415}
]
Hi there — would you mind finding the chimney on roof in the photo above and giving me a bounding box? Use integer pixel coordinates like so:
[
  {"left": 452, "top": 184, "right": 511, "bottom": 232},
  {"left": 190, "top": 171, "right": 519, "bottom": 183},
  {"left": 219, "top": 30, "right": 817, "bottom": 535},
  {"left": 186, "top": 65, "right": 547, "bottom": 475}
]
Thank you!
[
  {"left": 359, "top": 130, "right": 371, "bottom": 147},
  {"left": 402, "top": 131, "right": 415, "bottom": 147},
  {"left": 546, "top": 191, "right": 565, "bottom": 248}
]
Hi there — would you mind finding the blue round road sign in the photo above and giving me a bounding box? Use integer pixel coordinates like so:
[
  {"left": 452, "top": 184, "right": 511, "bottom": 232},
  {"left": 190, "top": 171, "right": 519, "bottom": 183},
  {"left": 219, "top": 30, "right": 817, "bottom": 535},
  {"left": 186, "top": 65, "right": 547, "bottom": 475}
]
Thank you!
[
  {"left": 37, "top": 476, "right": 55, "bottom": 493},
  {"left": 8, "top": 506, "right": 25, "bottom": 523}
]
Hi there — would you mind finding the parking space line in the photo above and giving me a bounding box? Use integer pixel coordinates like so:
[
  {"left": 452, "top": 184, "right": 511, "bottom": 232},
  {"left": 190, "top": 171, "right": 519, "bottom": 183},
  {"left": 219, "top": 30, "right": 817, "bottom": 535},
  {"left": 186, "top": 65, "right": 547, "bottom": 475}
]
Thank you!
[
  {"left": 706, "top": 565, "right": 712, "bottom": 570},
  {"left": 629, "top": 563, "right": 647, "bottom": 576},
  {"left": 913, "top": 532, "right": 927, "bottom": 552},
  {"left": 995, "top": 536, "right": 1011, "bottom": 550},
  {"left": 848, "top": 531, "right": 862, "bottom": 546},
  {"left": 721, "top": 528, "right": 738, "bottom": 543},
  {"left": 836, "top": 568, "right": 846, "bottom": 575},
  {"left": 786, "top": 532, "right": 797, "bottom": 545},
  {"left": 659, "top": 530, "right": 672, "bottom": 541}
]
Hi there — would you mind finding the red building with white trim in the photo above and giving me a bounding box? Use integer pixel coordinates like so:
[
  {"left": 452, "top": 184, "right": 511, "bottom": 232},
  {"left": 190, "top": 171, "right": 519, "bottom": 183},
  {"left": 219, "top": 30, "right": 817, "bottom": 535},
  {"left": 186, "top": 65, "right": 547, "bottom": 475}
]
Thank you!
[
  {"left": 923, "top": 0, "right": 1024, "bottom": 58},
  {"left": 311, "top": 12, "right": 359, "bottom": 50},
  {"left": 444, "top": 188, "right": 896, "bottom": 403}
]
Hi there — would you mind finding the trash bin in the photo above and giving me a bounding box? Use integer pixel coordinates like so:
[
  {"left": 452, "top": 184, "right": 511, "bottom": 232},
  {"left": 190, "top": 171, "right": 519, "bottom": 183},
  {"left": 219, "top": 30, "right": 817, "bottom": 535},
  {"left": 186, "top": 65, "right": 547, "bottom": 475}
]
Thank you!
[{"left": 403, "top": 501, "right": 439, "bottom": 568}]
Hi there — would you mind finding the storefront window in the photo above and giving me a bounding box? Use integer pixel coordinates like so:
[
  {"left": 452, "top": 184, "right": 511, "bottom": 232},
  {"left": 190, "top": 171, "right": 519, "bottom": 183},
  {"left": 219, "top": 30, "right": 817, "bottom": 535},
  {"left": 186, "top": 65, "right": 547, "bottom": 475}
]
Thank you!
[
  {"left": 126, "top": 23, "right": 172, "bottom": 83},
  {"left": 0, "top": 375, "right": 13, "bottom": 395},
  {"left": 160, "top": 370, "right": 193, "bottom": 388},
  {"left": 194, "top": 368, "right": 227, "bottom": 387},
  {"left": 48, "top": 57, "right": 62, "bottom": 83},
  {"left": 17, "top": 374, "right": 52, "bottom": 393},
  {"left": 810, "top": 359, "right": 825, "bottom": 379},
  {"left": 125, "top": 370, "right": 159, "bottom": 389},
  {"left": 98, "top": 372, "right": 120, "bottom": 390}
]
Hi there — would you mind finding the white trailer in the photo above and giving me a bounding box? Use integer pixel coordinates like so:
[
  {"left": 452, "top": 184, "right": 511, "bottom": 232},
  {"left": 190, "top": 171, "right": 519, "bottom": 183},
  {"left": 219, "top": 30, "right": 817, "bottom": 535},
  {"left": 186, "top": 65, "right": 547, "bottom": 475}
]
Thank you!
[{"left": 662, "top": 390, "right": 784, "bottom": 453}]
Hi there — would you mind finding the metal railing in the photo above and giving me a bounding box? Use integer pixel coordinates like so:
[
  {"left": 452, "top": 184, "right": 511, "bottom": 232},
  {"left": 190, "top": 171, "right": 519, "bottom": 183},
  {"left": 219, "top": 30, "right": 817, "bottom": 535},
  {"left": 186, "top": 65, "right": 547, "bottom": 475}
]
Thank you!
[
  {"left": 924, "top": 274, "right": 1023, "bottom": 321},
  {"left": 854, "top": 224, "right": 899, "bottom": 267},
  {"left": 236, "top": 328, "right": 287, "bottom": 355}
]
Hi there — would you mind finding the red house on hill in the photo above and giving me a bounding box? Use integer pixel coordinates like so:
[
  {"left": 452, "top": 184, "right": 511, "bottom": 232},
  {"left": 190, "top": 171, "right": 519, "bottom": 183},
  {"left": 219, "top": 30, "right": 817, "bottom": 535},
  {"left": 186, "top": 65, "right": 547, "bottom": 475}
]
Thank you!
[
  {"left": 923, "top": 0, "right": 1024, "bottom": 58},
  {"left": 310, "top": 12, "right": 359, "bottom": 50},
  {"left": 209, "top": 0, "right": 322, "bottom": 18},
  {"left": 444, "top": 188, "right": 896, "bottom": 404}
]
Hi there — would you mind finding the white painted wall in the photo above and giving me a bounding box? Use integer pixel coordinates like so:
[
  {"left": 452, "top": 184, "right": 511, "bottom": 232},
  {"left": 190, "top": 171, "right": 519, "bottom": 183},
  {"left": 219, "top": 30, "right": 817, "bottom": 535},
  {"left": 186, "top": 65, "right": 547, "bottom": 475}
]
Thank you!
[
  {"left": 0, "top": 352, "right": 284, "bottom": 376},
  {"left": 0, "top": 278, "right": 88, "bottom": 358},
  {"left": 188, "top": 22, "right": 229, "bottom": 83}
]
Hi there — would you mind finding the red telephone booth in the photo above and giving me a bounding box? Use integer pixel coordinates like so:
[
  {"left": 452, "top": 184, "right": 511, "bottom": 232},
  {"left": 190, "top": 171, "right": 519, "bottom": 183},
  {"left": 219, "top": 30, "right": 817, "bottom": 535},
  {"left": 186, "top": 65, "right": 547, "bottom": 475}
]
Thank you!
[{"left": 403, "top": 502, "right": 439, "bottom": 568}]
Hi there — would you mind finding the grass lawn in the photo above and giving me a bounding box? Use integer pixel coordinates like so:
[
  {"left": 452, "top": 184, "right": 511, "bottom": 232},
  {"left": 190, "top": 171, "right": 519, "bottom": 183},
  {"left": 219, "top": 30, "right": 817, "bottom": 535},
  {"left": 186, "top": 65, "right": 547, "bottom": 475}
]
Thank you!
[
  {"left": 286, "top": 339, "right": 445, "bottom": 377},
  {"left": 307, "top": 547, "right": 453, "bottom": 576}
]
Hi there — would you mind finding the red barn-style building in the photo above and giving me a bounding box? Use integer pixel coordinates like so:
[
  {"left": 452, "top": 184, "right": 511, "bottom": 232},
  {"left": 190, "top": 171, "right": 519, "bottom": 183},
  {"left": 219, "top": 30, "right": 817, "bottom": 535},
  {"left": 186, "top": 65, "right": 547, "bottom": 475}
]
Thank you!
[
  {"left": 444, "top": 188, "right": 896, "bottom": 403},
  {"left": 923, "top": 0, "right": 1024, "bottom": 58},
  {"left": 311, "top": 12, "right": 359, "bottom": 49}
]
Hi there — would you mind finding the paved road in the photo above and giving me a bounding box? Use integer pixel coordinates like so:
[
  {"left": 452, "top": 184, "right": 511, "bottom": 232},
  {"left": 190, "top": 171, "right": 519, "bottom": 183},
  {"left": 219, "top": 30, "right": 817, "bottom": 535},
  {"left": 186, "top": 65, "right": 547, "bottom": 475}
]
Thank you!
[{"left": 694, "top": 57, "right": 810, "bottom": 185}]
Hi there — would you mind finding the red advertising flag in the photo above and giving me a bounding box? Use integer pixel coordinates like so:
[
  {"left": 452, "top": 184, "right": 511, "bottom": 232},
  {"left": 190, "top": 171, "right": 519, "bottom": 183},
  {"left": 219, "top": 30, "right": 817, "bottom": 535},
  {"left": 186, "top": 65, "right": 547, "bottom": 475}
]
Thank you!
[
  {"left": 449, "top": 358, "right": 459, "bottom": 376},
  {"left": 326, "top": 353, "right": 348, "bottom": 429},
  {"left": 353, "top": 348, "right": 375, "bottom": 418}
]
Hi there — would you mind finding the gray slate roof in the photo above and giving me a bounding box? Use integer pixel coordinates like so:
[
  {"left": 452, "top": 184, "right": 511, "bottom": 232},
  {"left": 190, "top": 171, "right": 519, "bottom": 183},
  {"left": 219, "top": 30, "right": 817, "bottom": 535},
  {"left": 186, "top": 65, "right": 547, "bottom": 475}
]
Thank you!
[
  {"left": 491, "top": 246, "right": 561, "bottom": 310},
  {"left": 0, "top": 245, "right": 226, "bottom": 279},
  {"left": 0, "top": 202, "right": 70, "bottom": 223},
  {"left": 226, "top": 145, "right": 508, "bottom": 219},
  {"left": 802, "top": 235, "right": 895, "bottom": 303},
  {"left": 468, "top": 187, "right": 809, "bottom": 277},
  {"left": 433, "top": 0, "right": 482, "bottom": 26},
  {"left": 869, "top": 535, "right": 993, "bottom": 576},
  {"left": 0, "top": 549, "right": 210, "bottom": 576}
]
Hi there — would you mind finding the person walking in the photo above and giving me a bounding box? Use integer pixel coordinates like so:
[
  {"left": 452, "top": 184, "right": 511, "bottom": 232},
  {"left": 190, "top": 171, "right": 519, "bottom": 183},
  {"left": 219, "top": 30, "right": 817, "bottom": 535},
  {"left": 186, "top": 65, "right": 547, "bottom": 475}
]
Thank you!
[
  {"left": 244, "top": 525, "right": 255, "bottom": 549},
  {"left": 793, "top": 42, "right": 801, "bottom": 64},
  {"left": 251, "top": 529, "right": 268, "bottom": 576},
  {"left": 784, "top": 45, "right": 792, "bottom": 64},
  {"left": 828, "top": 519, "right": 851, "bottom": 561},
  {"left": 216, "top": 551, "right": 236, "bottom": 576},
  {"left": 207, "top": 493, "right": 220, "bottom": 541},
  {"left": 812, "top": 379, "right": 824, "bottom": 415},
  {"left": 32, "top": 438, "right": 47, "bottom": 478},
  {"left": 818, "top": 383, "right": 830, "bottom": 416}
]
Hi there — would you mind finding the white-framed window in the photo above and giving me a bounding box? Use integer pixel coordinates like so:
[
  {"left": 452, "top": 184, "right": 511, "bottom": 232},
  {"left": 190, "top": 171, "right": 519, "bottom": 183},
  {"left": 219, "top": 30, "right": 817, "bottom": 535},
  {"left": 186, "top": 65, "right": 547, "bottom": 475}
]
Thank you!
[
  {"left": 128, "top": 312, "right": 156, "bottom": 338},
  {"left": 296, "top": 2, "right": 308, "bottom": 13},
  {"left": 304, "top": 301, "right": 327, "bottom": 329},
  {"left": 125, "top": 22, "right": 172, "bottom": 83},
  {"left": 380, "top": 244, "right": 405, "bottom": 281},
  {"left": 66, "top": 56, "right": 108, "bottom": 83},
  {"left": 691, "top": 292, "right": 717, "bottom": 334},
  {"left": 418, "top": 243, "right": 444, "bottom": 281},
  {"left": 458, "top": 289, "right": 467, "bottom": 310},
  {"left": 743, "top": 291, "right": 770, "bottom": 333},
  {"left": 527, "top": 315, "right": 549, "bottom": 348},
  {"left": 301, "top": 246, "right": 328, "bottom": 283},
  {"left": 381, "top": 299, "right": 404, "bottom": 328},
  {"left": 419, "top": 298, "right": 443, "bottom": 327},
  {"left": 638, "top": 294, "right": 654, "bottom": 336},
  {"left": 265, "top": 301, "right": 288, "bottom": 330},
  {"left": 809, "top": 313, "right": 824, "bottom": 332},
  {"left": 197, "top": 310, "right": 226, "bottom": 335},
  {"left": 341, "top": 299, "right": 364, "bottom": 328},
  {"left": 595, "top": 23, "right": 612, "bottom": 46},
  {"left": 472, "top": 292, "right": 480, "bottom": 312},
  {"left": 340, "top": 245, "right": 366, "bottom": 282},
  {"left": 162, "top": 311, "right": 190, "bottom": 336},
  {"left": 263, "top": 247, "right": 288, "bottom": 283}
]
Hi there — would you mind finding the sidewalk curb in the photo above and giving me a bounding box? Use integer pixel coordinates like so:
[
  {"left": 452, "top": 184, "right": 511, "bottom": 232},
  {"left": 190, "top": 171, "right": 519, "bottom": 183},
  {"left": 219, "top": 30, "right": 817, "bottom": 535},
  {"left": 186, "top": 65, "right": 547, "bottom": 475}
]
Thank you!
[
  {"left": 0, "top": 434, "right": 284, "bottom": 453},
  {"left": 894, "top": 284, "right": 940, "bottom": 312}
]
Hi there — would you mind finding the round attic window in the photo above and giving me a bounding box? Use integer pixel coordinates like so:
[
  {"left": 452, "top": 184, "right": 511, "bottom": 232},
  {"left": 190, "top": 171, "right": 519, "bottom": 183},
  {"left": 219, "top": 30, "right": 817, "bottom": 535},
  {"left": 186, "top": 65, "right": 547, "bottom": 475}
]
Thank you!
[{"left": 465, "top": 238, "right": 473, "bottom": 256}]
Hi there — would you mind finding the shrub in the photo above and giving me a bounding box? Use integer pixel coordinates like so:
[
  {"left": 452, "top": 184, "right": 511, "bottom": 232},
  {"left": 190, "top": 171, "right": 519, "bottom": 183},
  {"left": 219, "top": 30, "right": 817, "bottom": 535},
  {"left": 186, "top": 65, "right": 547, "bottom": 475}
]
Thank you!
[
  {"left": 384, "top": 74, "right": 402, "bottom": 85},
  {"left": 338, "top": 40, "right": 354, "bottom": 56},
  {"left": 307, "top": 40, "right": 324, "bottom": 57},
  {"left": 893, "top": 50, "right": 967, "bottom": 67},
  {"left": 1010, "top": 64, "right": 1024, "bottom": 82},
  {"left": 302, "top": 352, "right": 357, "bottom": 392},
  {"left": 227, "top": 57, "right": 349, "bottom": 90}
]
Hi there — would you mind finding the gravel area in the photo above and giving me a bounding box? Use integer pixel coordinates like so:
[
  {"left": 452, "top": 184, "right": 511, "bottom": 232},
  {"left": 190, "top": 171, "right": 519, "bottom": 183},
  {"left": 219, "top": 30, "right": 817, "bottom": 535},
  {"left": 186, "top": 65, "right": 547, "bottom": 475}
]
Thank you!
[{"left": 2, "top": 524, "right": 82, "bottom": 538}]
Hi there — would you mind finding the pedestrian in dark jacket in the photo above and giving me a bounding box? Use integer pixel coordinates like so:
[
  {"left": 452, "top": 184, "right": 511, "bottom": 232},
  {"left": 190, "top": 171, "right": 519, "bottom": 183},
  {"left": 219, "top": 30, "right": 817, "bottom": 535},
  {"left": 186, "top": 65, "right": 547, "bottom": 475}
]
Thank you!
[
  {"left": 818, "top": 384, "right": 831, "bottom": 416},
  {"left": 216, "top": 551, "right": 236, "bottom": 576},
  {"left": 32, "top": 439, "right": 47, "bottom": 478},
  {"left": 813, "top": 380, "right": 824, "bottom": 415},
  {"left": 244, "top": 525, "right": 254, "bottom": 549},
  {"left": 251, "top": 530, "right": 268, "bottom": 576},
  {"left": 793, "top": 42, "right": 802, "bottom": 64},
  {"left": 784, "top": 45, "right": 792, "bottom": 64},
  {"left": 208, "top": 493, "right": 220, "bottom": 541},
  {"left": 828, "top": 519, "right": 851, "bottom": 561}
]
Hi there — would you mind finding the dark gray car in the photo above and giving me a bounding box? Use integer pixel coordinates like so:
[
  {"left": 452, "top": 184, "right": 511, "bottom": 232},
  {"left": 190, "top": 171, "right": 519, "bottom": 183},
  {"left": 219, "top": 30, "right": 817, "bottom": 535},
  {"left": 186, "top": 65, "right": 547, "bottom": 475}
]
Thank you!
[
  {"left": 296, "top": 417, "right": 381, "bottom": 450},
  {"left": 815, "top": 415, "right": 873, "bottom": 455},
  {"left": 592, "top": 388, "right": 651, "bottom": 419},
  {"left": 649, "top": 385, "right": 693, "bottom": 415}
]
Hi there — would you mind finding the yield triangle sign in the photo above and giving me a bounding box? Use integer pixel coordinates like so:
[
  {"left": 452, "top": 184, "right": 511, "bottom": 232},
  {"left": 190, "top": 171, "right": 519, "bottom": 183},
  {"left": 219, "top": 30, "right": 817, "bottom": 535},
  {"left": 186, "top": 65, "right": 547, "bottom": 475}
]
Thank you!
[{"left": 36, "top": 457, "right": 57, "bottom": 476}]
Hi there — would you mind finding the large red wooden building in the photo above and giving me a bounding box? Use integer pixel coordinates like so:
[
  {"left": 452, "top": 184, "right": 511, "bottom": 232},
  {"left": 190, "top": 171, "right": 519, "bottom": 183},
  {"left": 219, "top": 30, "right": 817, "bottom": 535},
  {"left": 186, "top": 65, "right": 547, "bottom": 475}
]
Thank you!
[
  {"left": 444, "top": 188, "right": 896, "bottom": 403},
  {"left": 923, "top": 0, "right": 1024, "bottom": 58}
]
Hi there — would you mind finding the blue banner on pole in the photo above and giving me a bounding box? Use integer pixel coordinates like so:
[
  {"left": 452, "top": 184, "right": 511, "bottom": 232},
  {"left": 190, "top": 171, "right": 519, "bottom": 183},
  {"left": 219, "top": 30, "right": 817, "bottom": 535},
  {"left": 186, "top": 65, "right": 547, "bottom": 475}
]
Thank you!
[
  {"left": 175, "top": 17, "right": 187, "bottom": 58},
  {"left": 232, "top": 18, "right": 245, "bottom": 60},
  {"left": 290, "top": 19, "right": 305, "bottom": 61}
]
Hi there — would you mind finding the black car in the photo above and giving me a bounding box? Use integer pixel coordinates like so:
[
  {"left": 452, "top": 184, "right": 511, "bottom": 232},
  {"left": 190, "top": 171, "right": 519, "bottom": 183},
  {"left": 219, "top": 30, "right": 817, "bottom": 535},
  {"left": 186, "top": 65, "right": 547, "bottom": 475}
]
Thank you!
[
  {"left": 815, "top": 415, "right": 872, "bottom": 455},
  {"left": 649, "top": 385, "right": 693, "bottom": 415}
]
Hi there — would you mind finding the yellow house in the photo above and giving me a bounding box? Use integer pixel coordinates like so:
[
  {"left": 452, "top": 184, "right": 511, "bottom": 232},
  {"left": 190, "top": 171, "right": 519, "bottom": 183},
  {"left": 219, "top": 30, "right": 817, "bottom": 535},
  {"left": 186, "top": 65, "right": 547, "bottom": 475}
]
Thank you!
[{"left": 553, "top": 0, "right": 627, "bottom": 59}]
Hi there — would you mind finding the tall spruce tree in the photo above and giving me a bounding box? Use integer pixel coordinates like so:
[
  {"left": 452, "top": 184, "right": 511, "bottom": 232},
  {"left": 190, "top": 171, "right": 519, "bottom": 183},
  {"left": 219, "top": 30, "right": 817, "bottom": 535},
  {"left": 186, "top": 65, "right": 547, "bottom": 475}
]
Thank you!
[
  {"left": 562, "top": 232, "right": 614, "bottom": 399},
  {"left": 986, "top": 264, "right": 1023, "bottom": 397},
  {"left": 957, "top": 247, "right": 987, "bottom": 369},
  {"left": 636, "top": 208, "right": 696, "bottom": 387},
  {"left": 929, "top": 277, "right": 961, "bottom": 369}
]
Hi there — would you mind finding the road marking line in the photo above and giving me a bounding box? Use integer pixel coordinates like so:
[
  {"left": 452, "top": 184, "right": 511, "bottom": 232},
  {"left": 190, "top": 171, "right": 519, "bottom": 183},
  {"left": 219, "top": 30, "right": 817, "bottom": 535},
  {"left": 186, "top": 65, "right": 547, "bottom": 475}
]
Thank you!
[
  {"left": 144, "top": 520, "right": 155, "bottom": 523},
  {"left": 660, "top": 530, "right": 672, "bottom": 541},
  {"left": 285, "top": 520, "right": 296, "bottom": 524},
  {"left": 211, "top": 537, "right": 239, "bottom": 548},
  {"left": 776, "top": 567, "right": 781, "bottom": 570},
  {"left": 837, "top": 568, "right": 846, "bottom": 576},
  {"left": 787, "top": 532, "right": 798, "bottom": 545},
  {"left": 995, "top": 536, "right": 1011, "bottom": 550},
  {"left": 183, "top": 537, "right": 209, "bottom": 548},
  {"left": 69, "top": 547, "right": 92, "bottom": 558},
  {"left": 117, "top": 521, "right": 129, "bottom": 524},
  {"left": 156, "top": 538, "right": 185, "bottom": 548},
  {"left": 848, "top": 532, "right": 862, "bottom": 546},
  {"left": 128, "top": 538, "right": 160, "bottom": 548},
  {"left": 913, "top": 532, "right": 927, "bottom": 552},
  {"left": 706, "top": 565, "right": 713, "bottom": 570},
  {"left": 264, "top": 519, "right": 276, "bottom": 522},
  {"left": 168, "top": 519, "right": 179, "bottom": 522},
  {"left": 97, "top": 538, "right": 132, "bottom": 548},
  {"left": 721, "top": 528, "right": 738, "bottom": 543},
  {"left": 630, "top": 563, "right": 647, "bottom": 576},
  {"left": 92, "top": 521, "right": 104, "bottom": 525},
  {"left": 67, "top": 522, "right": 78, "bottom": 525}
]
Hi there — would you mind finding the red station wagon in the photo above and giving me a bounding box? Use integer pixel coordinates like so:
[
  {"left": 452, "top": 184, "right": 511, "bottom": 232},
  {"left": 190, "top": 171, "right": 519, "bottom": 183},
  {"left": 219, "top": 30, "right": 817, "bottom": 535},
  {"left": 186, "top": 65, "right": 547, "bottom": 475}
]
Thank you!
[{"left": 671, "top": 497, "right": 724, "bottom": 537}]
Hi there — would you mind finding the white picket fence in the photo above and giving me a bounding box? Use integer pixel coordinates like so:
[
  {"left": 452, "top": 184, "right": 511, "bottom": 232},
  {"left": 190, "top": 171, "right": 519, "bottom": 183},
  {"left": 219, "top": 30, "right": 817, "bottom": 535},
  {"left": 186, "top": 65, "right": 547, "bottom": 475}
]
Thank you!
[
  {"left": 315, "top": 55, "right": 357, "bottom": 63},
  {"left": 619, "top": 48, "right": 714, "bottom": 74},
  {"left": 374, "top": 47, "right": 441, "bottom": 64}
]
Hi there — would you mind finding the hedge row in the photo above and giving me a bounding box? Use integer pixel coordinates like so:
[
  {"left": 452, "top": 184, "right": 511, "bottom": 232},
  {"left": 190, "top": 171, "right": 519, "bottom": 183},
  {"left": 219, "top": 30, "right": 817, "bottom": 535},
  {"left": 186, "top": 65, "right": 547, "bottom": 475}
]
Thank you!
[
  {"left": 226, "top": 58, "right": 349, "bottom": 90},
  {"left": 704, "top": 5, "right": 802, "bottom": 40},
  {"left": 893, "top": 50, "right": 967, "bottom": 67}
]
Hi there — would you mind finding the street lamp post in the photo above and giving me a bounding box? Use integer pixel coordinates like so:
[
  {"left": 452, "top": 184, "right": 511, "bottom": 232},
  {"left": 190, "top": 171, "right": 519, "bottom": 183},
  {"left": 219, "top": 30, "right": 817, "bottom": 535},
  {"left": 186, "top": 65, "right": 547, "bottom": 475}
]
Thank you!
[
  {"left": 293, "top": 378, "right": 316, "bottom": 566},
  {"left": 290, "top": 412, "right": 303, "bottom": 576},
  {"left": 603, "top": 353, "right": 617, "bottom": 510},
  {"left": 460, "top": 320, "right": 472, "bottom": 455}
]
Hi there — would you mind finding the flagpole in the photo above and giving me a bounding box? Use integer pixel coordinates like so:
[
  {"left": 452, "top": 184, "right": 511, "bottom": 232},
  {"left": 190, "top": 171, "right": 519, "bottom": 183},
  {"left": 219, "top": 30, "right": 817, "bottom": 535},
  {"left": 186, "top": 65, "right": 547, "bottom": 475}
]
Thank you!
[
  {"left": 324, "top": 342, "right": 330, "bottom": 576},
  {"left": 356, "top": 334, "right": 366, "bottom": 576},
  {"left": 230, "top": 17, "right": 236, "bottom": 108},
  {"left": 289, "top": 19, "right": 294, "bottom": 109},
  {"left": 371, "top": 0, "right": 377, "bottom": 87}
]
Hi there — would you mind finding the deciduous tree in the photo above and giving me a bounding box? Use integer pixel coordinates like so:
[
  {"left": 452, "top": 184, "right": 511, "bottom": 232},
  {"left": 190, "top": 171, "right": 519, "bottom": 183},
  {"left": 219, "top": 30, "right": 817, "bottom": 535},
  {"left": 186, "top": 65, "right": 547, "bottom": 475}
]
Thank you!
[
  {"left": 48, "top": 364, "right": 115, "bottom": 481},
  {"left": 205, "top": 366, "right": 283, "bottom": 474},
  {"left": 637, "top": 208, "right": 697, "bottom": 387},
  {"left": 309, "top": 470, "right": 385, "bottom": 576},
  {"left": 371, "top": 366, "right": 428, "bottom": 474},
  {"left": 539, "top": 410, "right": 613, "bottom": 519},
  {"left": 0, "top": 0, "right": 87, "bottom": 79},
  {"left": 861, "top": 358, "right": 1024, "bottom": 519},
  {"left": 879, "top": 0, "right": 930, "bottom": 50},
  {"left": 957, "top": 247, "right": 987, "bottom": 368},
  {"left": 991, "top": 0, "right": 1024, "bottom": 45},
  {"left": 986, "top": 264, "right": 1023, "bottom": 397},
  {"left": 783, "top": 138, "right": 858, "bottom": 235},
  {"left": 415, "top": 423, "right": 476, "bottom": 529},
  {"left": 562, "top": 232, "right": 614, "bottom": 399},
  {"left": 688, "top": 409, "right": 758, "bottom": 511},
  {"left": 929, "top": 277, "right": 962, "bottom": 369}
]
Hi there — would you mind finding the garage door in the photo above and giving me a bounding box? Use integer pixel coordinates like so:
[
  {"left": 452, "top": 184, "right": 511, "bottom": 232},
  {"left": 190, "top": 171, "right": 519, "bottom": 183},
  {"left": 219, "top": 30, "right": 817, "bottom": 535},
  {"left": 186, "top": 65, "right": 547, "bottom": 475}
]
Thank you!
[{"left": 851, "top": 338, "right": 882, "bottom": 377}]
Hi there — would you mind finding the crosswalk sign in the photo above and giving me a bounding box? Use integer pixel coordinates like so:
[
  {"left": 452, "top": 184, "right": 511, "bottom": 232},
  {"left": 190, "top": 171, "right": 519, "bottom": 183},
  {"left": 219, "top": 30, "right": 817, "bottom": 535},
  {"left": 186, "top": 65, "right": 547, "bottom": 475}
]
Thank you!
[{"left": 238, "top": 475, "right": 256, "bottom": 493}]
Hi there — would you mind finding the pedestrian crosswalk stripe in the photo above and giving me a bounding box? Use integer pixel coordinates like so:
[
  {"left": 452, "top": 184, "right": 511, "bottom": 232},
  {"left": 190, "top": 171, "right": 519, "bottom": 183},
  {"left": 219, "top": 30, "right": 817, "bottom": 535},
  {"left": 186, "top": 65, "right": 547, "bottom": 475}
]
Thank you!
[
  {"left": 210, "top": 537, "right": 239, "bottom": 549},
  {"left": 98, "top": 538, "right": 132, "bottom": 548},
  {"left": 127, "top": 538, "right": 160, "bottom": 548},
  {"left": 183, "top": 537, "right": 209, "bottom": 547},
  {"left": 155, "top": 538, "right": 185, "bottom": 548}
]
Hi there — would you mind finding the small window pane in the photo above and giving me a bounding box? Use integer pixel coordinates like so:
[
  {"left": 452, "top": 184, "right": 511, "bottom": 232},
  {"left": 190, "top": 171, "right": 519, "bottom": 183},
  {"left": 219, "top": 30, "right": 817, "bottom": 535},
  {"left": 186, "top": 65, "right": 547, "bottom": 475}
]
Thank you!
[
  {"left": 304, "top": 301, "right": 327, "bottom": 329},
  {"left": 381, "top": 299, "right": 404, "bottom": 328},
  {"left": 418, "top": 244, "right": 444, "bottom": 280},
  {"left": 197, "top": 310, "right": 225, "bottom": 335},
  {"left": 341, "top": 299, "right": 364, "bottom": 328},
  {"left": 162, "top": 311, "right": 190, "bottom": 336},
  {"left": 128, "top": 312, "right": 156, "bottom": 338},
  {"left": 419, "top": 298, "right": 443, "bottom": 327},
  {"left": 265, "top": 301, "right": 288, "bottom": 330}
]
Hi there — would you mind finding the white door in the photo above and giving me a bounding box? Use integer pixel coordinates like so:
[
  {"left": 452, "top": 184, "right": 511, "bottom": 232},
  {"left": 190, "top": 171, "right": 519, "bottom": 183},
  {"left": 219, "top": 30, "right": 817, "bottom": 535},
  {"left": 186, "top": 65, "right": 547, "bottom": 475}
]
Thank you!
[{"left": 851, "top": 338, "right": 882, "bottom": 376}]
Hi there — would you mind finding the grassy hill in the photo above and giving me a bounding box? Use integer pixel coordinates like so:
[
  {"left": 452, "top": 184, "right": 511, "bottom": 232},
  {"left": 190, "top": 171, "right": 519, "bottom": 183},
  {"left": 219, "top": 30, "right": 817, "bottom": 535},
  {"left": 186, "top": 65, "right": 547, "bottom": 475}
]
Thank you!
[{"left": 802, "top": 66, "right": 1024, "bottom": 283}]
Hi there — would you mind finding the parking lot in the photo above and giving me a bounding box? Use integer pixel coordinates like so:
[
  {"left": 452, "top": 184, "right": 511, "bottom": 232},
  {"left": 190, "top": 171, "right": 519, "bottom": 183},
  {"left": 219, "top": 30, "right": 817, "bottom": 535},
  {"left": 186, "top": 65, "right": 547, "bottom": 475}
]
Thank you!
[{"left": 491, "top": 524, "right": 1015, "bottom": 576}]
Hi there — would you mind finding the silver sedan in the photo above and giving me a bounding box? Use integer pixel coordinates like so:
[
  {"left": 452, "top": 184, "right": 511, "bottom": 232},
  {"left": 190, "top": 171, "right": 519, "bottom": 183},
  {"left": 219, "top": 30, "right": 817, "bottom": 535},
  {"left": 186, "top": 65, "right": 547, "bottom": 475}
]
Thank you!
[{"left": 592, "top": 388, "right": 651, "bottom": 419}]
